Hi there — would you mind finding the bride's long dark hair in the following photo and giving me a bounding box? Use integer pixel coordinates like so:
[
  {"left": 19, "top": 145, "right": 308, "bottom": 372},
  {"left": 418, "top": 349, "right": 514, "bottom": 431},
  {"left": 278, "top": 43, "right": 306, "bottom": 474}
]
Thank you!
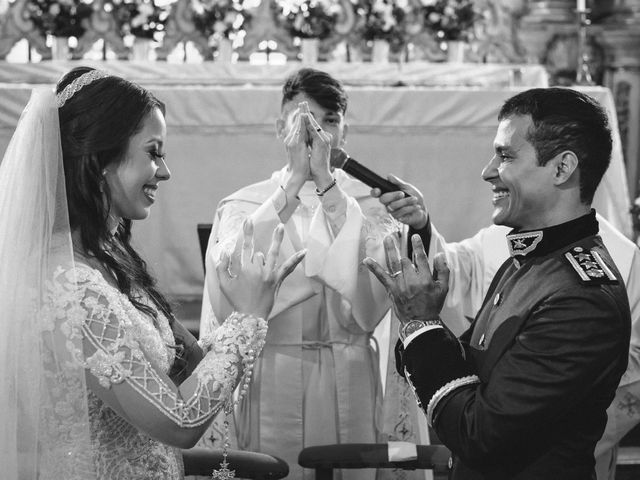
[{"left": 57, "top": 67, "right": 187, "bottom": 373}]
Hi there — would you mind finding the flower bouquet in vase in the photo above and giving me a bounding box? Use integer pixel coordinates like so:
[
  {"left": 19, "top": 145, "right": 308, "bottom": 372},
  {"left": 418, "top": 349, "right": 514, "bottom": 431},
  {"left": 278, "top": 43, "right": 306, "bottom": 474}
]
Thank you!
[
  {"left": 419, "top": 0, "right": 478, "bottom": 62},
  {"left": 27, "top": 0, "right": 93, "bottom": 59},
  {"left": 352, "top": 0, "right": 409, "bottom": 63},
  {"left": 274, "top": 0, "right": 339, "bottom": 62},
  {"left": 190, "top": 0, "right": 250, "bottom": 62},
  {"left": 108, "top": 0, "right": 172, "bottom": 60}
]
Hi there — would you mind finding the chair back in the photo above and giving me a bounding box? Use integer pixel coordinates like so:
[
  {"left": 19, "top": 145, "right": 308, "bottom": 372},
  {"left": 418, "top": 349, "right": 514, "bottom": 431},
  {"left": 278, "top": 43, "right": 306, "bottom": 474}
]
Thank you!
[
  {"left": 197, "top": 223, "right": 213, "bottom": 272},
  {"left": 184, "top": 447, "right": 289, "bottom": 479},
  {"left": 298, "top": 443, "right": 451, "bottom": 480}
]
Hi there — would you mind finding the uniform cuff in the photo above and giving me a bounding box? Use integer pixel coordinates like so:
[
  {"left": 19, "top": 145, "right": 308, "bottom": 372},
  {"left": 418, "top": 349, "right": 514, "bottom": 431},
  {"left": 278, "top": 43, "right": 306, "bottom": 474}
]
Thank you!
[{"left": 426, "top": 375, "right": 480, "bottom": 427}]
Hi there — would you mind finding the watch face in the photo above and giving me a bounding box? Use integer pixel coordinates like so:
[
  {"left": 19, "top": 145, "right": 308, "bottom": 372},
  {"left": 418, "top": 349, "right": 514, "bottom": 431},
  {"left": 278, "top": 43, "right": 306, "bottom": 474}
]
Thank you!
[{"left": 402, "top": 320, "right": 425, "bottom": 338}]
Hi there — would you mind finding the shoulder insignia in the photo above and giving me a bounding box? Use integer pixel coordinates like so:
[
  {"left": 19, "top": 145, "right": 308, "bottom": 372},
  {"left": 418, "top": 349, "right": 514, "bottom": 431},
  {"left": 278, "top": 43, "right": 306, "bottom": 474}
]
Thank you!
[{"left": 564, "top": 246, "right": 619, "bottom": 285}]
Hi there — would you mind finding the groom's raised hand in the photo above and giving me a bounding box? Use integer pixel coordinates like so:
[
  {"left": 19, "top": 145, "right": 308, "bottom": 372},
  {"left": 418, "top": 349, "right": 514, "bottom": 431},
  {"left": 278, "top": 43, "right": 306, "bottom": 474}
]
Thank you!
[{"left": 363, "top": 234, "right": 449, "bottom": 326}]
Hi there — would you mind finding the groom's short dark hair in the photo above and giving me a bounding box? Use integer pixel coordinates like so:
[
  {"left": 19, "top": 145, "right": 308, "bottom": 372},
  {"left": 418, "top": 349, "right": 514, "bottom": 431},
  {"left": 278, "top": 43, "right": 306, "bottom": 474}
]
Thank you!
[{"left": 281, "top": 68, "right": 348, "bottom": 114}]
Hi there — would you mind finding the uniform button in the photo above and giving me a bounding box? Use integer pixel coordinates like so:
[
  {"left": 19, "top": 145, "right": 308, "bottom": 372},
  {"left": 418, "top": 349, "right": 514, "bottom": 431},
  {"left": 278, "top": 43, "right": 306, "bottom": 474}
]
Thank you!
[{"left": 494, "top": 292, "right": 501, "bottom": 306}]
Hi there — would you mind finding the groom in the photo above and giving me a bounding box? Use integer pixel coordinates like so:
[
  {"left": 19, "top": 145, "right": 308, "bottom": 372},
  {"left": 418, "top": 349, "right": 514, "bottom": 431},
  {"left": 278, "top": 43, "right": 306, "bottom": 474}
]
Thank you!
[{"left": 366, "top": 87, "right": 631, "bottom": 479}]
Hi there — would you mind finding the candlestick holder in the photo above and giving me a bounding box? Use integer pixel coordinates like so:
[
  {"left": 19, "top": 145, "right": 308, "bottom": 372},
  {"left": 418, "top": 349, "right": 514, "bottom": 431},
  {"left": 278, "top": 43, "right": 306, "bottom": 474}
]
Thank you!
[{"left": 575, "top": 7, "right": 595, "bottom": 85}]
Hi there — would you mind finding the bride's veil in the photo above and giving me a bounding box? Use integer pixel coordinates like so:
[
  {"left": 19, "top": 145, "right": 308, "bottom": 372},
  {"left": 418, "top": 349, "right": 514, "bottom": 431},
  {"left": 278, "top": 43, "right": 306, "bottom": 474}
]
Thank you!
[{"left": 0, "top": 88, "right": 96, "bottom": 479}]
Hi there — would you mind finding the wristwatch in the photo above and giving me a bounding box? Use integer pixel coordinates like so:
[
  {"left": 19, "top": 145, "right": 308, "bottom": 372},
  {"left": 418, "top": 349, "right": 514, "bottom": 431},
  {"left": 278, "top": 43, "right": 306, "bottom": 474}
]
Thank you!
[{"left": 399, "top": 318, "right": 442, "bottom": 342}]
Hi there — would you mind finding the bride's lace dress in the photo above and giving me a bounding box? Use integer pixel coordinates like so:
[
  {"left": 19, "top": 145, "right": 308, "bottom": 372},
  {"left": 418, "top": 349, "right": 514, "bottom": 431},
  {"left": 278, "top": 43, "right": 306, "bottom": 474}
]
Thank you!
[{"left": 44, "top": 263, "right": 267, "bottom": 479}]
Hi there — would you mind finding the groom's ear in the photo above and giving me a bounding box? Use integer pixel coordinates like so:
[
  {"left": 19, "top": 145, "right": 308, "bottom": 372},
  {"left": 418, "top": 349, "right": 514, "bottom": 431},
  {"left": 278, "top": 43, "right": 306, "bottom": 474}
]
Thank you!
[{"left": 276, "top": 118, "right": 285, "bottom": 139}]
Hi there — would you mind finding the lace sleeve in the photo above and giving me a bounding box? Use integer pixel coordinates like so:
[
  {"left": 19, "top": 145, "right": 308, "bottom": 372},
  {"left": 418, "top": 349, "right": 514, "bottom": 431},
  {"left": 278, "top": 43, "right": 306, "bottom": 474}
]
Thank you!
[{"left": 63, "top": 268, "right": 268, "bottom": 429}]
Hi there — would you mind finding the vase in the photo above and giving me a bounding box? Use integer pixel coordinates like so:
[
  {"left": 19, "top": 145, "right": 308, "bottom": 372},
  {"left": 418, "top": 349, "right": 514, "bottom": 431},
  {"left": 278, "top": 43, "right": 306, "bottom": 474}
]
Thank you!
[
  {"left": 371, "top": 39, "right": 390, "bottom": 64},
  {"left": 50, "top": 36, "right": 69, "bottom": 61},
  {"left": 131, "top": 38, "right": 152, "bottom": 61},
  {"left": 300, "top": 38, "right": 319, "bottom": 64},
  {"left": 446, "top": 40, "right": 466, "bottom": 63},
  {"left": 216, "top": 38, "right": 234, "bottom": 62}
]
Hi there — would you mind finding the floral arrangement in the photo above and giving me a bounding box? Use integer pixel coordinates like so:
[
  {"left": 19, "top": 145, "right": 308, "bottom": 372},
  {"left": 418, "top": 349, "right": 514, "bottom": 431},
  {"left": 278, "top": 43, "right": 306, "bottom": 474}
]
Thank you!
[
  {"left": 27, "top": 0, "right": 93, "bottom": 38},
  {"left": 274, "top": 0, "right": 339, "bottom": 40},
  {"left": 352, "top": 0, "right": 409, "bottom": 51},
  {"left": 190, "top": 0, "right": 250, "bottom": 40},
  {"left": 419, "top": 0, "right": 477, "bottom": 41},
  {"left": 108, "top": 0, "right": 171, "bottom": 40}
]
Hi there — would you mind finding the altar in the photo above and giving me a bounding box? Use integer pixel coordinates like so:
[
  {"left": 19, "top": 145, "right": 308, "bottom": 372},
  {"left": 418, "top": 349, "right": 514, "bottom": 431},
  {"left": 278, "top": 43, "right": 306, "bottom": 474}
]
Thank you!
[{"left": 0, "top": 62, "right": 631, "bottom": 300}]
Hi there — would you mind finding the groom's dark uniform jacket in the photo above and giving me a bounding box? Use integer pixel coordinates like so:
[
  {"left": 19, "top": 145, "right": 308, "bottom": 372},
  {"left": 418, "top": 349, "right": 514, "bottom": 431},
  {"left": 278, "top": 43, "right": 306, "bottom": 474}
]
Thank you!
[{"left": 398, "top": 211, "right": 631, "bottom": 479}]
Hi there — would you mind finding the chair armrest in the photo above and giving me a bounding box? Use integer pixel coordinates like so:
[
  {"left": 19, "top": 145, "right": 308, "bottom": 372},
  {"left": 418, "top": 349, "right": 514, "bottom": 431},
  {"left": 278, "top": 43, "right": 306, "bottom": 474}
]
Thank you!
[
  {"left": 183, "top": 447, "right": 289, "bottom": 479},
  {"left": 298, "top": 443, "right": 451, "bottom": 472}
]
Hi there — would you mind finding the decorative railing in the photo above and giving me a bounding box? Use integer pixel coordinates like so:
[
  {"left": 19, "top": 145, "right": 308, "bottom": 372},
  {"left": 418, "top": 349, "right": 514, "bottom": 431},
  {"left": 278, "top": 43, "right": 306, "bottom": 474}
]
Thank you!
[
  {"left": 0, "top": 0, "right": 527, "bottom": 62},
  {"left": 1, "top": 0, "right": 636, "bottom": 78}
]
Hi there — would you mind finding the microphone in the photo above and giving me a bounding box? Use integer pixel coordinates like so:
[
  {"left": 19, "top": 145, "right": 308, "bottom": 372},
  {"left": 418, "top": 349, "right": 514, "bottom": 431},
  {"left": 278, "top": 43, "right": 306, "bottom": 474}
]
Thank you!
[{"left": 330, "top": 148, "right": 409, "bottom": 196}]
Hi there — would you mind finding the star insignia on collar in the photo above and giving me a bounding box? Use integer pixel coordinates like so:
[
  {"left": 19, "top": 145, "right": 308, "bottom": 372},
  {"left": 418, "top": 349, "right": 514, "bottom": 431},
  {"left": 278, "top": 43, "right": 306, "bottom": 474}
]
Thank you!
[{"left": 212, "top": 459, "right": 236, "bottom": 480}]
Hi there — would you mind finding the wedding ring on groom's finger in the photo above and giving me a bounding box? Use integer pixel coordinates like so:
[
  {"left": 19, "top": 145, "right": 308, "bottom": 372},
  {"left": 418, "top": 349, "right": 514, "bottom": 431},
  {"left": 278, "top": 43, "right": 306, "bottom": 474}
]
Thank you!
[{"left": 389, "top": 271, "right": 402, "bottom": 278}]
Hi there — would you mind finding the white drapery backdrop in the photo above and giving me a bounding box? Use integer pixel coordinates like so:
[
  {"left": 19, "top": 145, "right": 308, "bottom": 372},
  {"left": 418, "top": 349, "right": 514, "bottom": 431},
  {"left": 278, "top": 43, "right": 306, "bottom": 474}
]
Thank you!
[{"left": 0, "top": 63, "right": 630, "bottom": 300}]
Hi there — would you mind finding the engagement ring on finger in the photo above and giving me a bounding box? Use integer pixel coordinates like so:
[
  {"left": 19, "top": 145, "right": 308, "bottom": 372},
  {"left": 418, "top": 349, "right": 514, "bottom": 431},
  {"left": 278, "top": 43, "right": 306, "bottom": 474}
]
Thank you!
[
  {"left": 316, "top": 127, "right": 322, "bottom": 132},
  {"left": 227, "top": 267, "right": 238, "bottom": 279},
  {"left": 389, "top": 271, "right": 402, "bottom": 278}
]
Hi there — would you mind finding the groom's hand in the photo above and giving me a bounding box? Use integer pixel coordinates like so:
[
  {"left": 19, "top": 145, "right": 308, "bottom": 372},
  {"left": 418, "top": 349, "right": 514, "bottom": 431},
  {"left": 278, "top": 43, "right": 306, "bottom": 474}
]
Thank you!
[{"left": 363, "top": 234, "right": 449, "bottom": 326}]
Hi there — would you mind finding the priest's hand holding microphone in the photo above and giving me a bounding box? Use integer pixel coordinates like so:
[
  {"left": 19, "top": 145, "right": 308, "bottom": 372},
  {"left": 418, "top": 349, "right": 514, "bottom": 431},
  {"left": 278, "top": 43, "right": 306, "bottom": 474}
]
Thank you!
[{"left": 329, "top": 148, "right": 430, "bottom": 231}]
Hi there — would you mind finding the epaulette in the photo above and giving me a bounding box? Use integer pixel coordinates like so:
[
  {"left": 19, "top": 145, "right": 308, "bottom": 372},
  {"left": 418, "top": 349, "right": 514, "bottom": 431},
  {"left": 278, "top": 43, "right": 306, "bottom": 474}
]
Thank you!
[{"left": 564, "top": 246, "right": 619, "bottom": 285}]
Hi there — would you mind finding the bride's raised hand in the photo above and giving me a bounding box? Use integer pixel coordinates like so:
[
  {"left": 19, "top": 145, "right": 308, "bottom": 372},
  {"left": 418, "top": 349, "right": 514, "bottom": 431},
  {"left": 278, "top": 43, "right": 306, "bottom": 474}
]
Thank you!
[{"left": 216, "top": 219, "right": 305, "bottom": 320}]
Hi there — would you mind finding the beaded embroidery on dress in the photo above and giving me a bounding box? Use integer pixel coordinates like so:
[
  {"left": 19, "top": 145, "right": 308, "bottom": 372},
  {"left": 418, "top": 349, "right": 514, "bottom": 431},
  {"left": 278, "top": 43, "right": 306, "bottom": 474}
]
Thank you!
[
  {"left": 47, "top": 263, "right": 182, "bottom": 478},
  {"left": 44, "top": 262, "right": 267, "bottom": 479}
]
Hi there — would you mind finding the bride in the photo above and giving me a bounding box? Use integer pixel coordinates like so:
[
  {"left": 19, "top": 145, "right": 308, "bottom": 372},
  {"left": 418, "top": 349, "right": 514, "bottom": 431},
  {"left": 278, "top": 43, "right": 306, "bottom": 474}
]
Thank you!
[{"left": 0, "top": 66, "right": 304, "bottom": 479}]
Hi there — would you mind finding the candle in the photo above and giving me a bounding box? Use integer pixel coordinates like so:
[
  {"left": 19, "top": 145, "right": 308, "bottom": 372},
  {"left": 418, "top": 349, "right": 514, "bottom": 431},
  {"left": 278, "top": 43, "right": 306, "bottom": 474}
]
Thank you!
[{"left": 577, "top": 0, "right": 586, "bottom": 10}]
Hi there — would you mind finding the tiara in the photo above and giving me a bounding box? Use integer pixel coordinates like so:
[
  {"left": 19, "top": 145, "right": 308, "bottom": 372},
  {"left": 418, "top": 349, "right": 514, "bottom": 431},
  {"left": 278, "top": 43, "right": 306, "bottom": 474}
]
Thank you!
[{"left": 56, "top": 70, "right": 110, "bottom": 107}]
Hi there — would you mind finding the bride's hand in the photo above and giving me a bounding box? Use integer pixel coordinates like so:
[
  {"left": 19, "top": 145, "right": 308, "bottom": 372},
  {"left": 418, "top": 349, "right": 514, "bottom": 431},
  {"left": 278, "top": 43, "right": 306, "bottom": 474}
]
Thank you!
[{"left": 216, "top": 219, "right": 306, "bottom": 320}]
